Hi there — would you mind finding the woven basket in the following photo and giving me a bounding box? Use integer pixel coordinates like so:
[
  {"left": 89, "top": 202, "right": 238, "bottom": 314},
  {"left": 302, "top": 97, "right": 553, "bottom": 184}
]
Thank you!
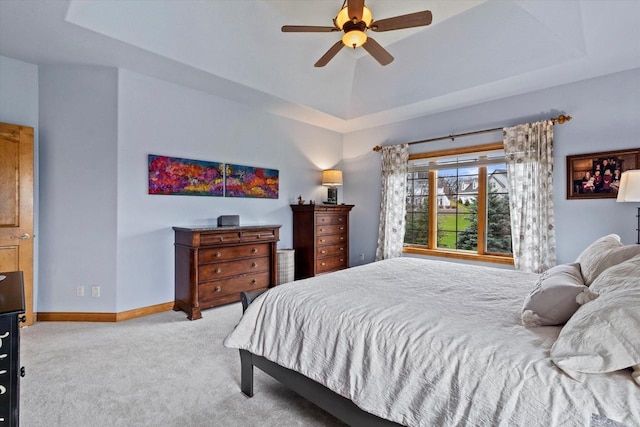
[{"left": 276, "top": 249, "right": 295, "bottom": 285}]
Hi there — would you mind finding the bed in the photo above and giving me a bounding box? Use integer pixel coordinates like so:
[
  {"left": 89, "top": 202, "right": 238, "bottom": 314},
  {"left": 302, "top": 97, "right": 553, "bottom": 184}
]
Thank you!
[{"left": 224, "top": 255, "right": 640, "bottom": 426}]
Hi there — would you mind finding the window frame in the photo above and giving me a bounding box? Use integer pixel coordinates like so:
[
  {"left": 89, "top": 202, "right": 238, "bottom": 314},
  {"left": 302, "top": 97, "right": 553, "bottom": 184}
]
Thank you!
[{"left": 403, "top": 142, "right": 514, "bottom": 266}]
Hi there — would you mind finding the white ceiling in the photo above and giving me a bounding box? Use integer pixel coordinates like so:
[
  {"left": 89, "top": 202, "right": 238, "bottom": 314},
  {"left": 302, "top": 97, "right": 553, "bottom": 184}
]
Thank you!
[{"left": 1, "top": 0, "right": 639, "bottom": 133}]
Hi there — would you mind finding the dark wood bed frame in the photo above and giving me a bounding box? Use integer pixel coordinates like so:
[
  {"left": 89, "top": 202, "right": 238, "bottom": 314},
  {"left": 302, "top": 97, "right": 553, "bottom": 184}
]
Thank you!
[{"left": 239, "top": 290, "right": 402, "bottom": 426}]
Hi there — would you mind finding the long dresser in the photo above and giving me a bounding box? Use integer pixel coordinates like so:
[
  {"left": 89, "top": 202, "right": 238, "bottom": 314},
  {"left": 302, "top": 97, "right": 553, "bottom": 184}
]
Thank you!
[
  {"left": 173, "top": 225, "right": 281, "bottom": 320},
  {"left": 0, "top": 271, "right": 25, "bottom": 427},
  {"left": 290, "top": 204, "right": 354, "bottom": 280}
]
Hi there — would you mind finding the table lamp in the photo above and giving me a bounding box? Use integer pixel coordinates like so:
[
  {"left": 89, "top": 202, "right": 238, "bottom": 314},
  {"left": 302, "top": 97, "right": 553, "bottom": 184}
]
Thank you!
[
  {"left": 616, "top": 169, "right": 640, "bottom": 244},
  {"left": 322, "top": 169, "right": 343, "bottom": 204}
]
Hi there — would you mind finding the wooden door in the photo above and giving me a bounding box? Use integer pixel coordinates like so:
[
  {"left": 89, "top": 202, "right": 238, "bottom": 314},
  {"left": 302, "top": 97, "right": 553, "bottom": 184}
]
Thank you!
[{"left": 0, "top": 122, "right": 34, "bottom": 326}]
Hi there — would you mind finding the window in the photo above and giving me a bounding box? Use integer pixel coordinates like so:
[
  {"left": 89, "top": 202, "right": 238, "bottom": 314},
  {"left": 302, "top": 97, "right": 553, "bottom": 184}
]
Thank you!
[{"left": 404, "top": 143, "right": 513, "bottom": 264}]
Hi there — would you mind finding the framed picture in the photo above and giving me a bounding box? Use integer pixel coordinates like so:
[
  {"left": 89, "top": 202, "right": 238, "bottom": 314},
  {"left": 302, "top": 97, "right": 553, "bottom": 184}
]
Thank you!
[
  {"left": 225, "top": 163, "right": 279, "bottom": 199},
  {"left": 566, "top": 148, "right": 640, "bottom": 199},
  {"left": 148, "top": 154, "right": 224, "bottom": 196}
]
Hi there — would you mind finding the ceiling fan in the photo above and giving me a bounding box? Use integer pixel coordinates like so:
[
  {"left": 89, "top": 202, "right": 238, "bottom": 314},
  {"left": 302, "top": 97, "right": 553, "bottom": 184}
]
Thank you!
[{"left": 281, "top": 0, "right": 432, "bottom": 67}]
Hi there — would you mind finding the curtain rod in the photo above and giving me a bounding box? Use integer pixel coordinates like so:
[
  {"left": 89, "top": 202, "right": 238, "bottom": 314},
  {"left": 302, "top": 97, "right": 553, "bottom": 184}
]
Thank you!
[{"left": 372, "top": 114, "right": 572, "bottom": 152}]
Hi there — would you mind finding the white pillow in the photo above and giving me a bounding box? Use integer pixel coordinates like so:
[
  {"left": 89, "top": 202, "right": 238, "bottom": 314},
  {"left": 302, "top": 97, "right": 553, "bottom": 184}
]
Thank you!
[
  {"left": 521, "top": 263, "right": 596, "bottom": 327},
  {"left": 575, "top": 234, "right": 640, "bottom": 285},
  {"left": 551, "top": 254, "right": 640, "bottom": 382}
]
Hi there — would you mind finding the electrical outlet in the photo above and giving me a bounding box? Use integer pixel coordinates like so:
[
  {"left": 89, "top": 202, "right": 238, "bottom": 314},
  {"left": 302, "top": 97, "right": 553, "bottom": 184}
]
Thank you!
[
  {"left": 91, "top": 285, "right": 100, "bottom": 297},
  {"left": 359, "top": 253, "right": 365, "bottom": 261},
  {"left": 77, "top": 285, "right": 85, "bottom": 297}
]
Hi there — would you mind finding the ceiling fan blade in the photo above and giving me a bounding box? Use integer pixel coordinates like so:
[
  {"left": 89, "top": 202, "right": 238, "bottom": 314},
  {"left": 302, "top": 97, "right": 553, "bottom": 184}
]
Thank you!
[
  {"left": 347, "top": 0, "right": 364, "bottom": 22},
  {"left": 314, "top": 41, "right": 345, "bottom": 67},
  {"left": 282, "top": 25, "right": 339, "bottom": 33},
  {"left": 370, "top": 10, "right": 433, "bottom": 32},
  {"left": 362, "top": 37, "right": 394, "bottom": 66}
]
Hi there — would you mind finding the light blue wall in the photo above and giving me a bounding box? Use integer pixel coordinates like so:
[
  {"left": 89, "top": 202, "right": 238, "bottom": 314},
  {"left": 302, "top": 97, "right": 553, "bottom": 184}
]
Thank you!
[
  {"left": 343, "top": 68, "right": 640, "bottom": 266},
  {"left": 38, "top": 64, "right": 119, "bottom": 312},
  {"left": 115, "top": 69, "right": 343, "bottom": 312},
  {"left": 0, "top": 56, "right": 38, "bottom": 128},
  {"left": 1, "top": 58, "right": 343, "bottom": 314}
]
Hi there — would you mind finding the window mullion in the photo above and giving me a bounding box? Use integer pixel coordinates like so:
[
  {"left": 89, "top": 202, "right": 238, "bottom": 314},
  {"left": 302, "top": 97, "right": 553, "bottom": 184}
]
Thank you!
[
  {"left": 477, "top": 166, "right": 487, "bottom": 255},
  {"left": 428, "top": 170, "right": 437, "bottom": 250}
]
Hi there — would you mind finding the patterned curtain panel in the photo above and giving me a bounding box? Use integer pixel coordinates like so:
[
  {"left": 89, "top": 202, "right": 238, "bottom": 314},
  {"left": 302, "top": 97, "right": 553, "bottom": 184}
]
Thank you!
[
  {"left": 503, "top": 120, "right": 556, "bottom": 273},
  {"left": 375, "top": 144, "right": 410, "bottom": 261}
]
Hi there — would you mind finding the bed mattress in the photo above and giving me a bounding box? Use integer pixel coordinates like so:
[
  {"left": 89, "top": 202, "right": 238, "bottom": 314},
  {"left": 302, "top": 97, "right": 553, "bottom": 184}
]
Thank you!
[{"left": 224, "top": 257, "right": 640, "bottom": 426}]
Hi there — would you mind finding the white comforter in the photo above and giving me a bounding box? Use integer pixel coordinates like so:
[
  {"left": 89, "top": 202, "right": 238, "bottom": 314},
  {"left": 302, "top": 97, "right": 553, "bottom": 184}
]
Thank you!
[{"left": 224, "top": 258, "right": 640, "bottom": 427}]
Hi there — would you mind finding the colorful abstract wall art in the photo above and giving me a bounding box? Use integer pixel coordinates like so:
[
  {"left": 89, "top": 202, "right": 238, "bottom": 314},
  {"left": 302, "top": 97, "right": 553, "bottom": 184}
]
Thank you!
[
  {"left": 225, "top": 164, "right": 279, "bottom": 199},
  {"left": 148, "top": 155, "right": 224, "bottom": 196}
]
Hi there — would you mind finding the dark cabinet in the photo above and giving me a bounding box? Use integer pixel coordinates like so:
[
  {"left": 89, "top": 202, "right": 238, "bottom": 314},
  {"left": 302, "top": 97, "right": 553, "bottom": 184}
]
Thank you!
[{"left": 0, "top": 271, "right": 25, "bottom": 427}]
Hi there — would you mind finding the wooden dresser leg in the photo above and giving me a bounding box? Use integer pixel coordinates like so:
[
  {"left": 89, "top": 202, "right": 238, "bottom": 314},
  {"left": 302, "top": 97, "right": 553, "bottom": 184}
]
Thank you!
[
  {"left": 240, "top": 350, "right": 254, "bottom": 397},
  {"left": 188, "top": 306, "right": 202, "bottom": 321}
]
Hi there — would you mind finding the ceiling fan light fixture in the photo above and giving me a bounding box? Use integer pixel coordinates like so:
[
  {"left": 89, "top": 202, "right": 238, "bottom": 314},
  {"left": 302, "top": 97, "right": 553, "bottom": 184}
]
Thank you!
[
  {"left": 335, "top": 6, "right": 372, "bottom": 29},
  {"left": 342, "top": 30, "right": 367, "bottom": 48}
]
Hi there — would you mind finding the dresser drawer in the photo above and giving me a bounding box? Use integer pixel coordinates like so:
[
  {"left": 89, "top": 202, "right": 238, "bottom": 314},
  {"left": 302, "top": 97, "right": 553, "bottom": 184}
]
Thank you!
[
  {"left": 317, "top": 234, "right": 346, "bottom": 246},
  {"left": 316, "top": 224, "right": 347, "bottom": 236},
  {"left": 199, "top": 256, "right": 269, "bottom": 281},
  {"left": 199, "top": 271, "right": 270, "bottom": 303},
  {"left": 200, "top": 243, "right": 270, "bottom": 263},
  {"left": 242, "top": 228, "right": 278, "bottom": 241},
  {"left": 316, "top": 255, "right": 346, "bottom": 273},
  {"left": 317, "top": 244, "right": 346, "bottom": 258},
  {"left": 317, "top": 214, "right": 347, "bottom": 225},
  {"left": 200, "top": 231, "right": 241, "bottom": 246}
]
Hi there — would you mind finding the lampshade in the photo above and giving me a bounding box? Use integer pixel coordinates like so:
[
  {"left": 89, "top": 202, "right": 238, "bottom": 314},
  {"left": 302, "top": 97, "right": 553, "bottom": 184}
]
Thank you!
[
  {"left": 322, "top": 169, "right": 343, "bottom": 186},
  {"left": 335, "top": 6, "right": 373, "bottom": 30},
  {"left": 342, "top": 30, "right": 367, "bottom": 48},
  {"left": 616, "top": 170, "right": 640, "bottom": 202}
]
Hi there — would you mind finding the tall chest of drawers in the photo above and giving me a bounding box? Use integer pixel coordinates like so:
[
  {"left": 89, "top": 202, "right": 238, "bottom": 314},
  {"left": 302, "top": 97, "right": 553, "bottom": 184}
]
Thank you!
[
  {"left": 0, "top": 271, "right": 25, "bottom": 427},
  {"left": 291, "top": 204, "right": 354, "bottom": 280},
  {"left": 173, "top": 225, "right": 281, "bottom": 320}
]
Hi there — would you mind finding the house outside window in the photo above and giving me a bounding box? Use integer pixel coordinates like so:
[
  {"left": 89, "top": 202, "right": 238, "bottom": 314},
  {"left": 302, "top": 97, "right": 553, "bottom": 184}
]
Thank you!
[{"left": 404, "top": 143, "right": 513, "bottom": 265}]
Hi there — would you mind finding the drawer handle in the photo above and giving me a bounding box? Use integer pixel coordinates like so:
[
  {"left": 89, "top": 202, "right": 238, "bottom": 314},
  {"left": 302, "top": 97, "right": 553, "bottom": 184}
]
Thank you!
[
  {"left": 320, "top": 250, "right": 326, "bottom": 254},
  {"left": 251, "top": 248, "right": 258, "bottom": 253},
  {"left": 251, "top": 262, "right": 257, "bottom": 268},
  {"left": 251, "top": 279, "right": 258, "bottom": 285},
  {"left": 340, "top": 247, "right": 344, "bottom": 251},
  {"left": 215, "top": 286, "right": 222, "bottom": 292},
  {"left": 321, "top": 262, "right": 326, "bottom": 266},
  {"left": 338, "top": 218, "right": 343, "bottom": 222},
  {"left": 0, "top": 369, "right": 6, "bottom": 375},
  {"left": 215, "top": 268, "right": 222, "bottom": 274},
  {"left": 340, "top": 227, "right": 344, "bottom": 230},
  {"left": 319, "top": 228, "right": 324, "bottom": 232},
  {"left": 20, "top": 366, "right": 25, "bottom": 377},
  {"left": 0, "top": 384, "right": 6, "bottom": 395},
  {"left": 215, "top": 252, "right": 222, "bottom": 257},
  {"left": 320, "top": 239, "right": 325, "bottom": 243},
  {"left": 340, "top": 237, "right": 344, "bottom": 240}
]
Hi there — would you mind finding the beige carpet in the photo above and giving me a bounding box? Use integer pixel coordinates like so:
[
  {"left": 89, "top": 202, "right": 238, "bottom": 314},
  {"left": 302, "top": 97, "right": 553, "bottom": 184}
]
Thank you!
[{"left": 19, "top": 303, "right": 346, "bottom": 426}]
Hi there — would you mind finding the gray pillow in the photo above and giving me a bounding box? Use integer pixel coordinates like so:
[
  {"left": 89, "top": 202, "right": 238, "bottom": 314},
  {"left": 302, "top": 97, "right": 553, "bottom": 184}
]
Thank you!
[
  {"left": 521, "top": 263, "right": 594, "bottom": 326},
  {"left": 575, "top": 234, "right": 640, "bottom": 285}
]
